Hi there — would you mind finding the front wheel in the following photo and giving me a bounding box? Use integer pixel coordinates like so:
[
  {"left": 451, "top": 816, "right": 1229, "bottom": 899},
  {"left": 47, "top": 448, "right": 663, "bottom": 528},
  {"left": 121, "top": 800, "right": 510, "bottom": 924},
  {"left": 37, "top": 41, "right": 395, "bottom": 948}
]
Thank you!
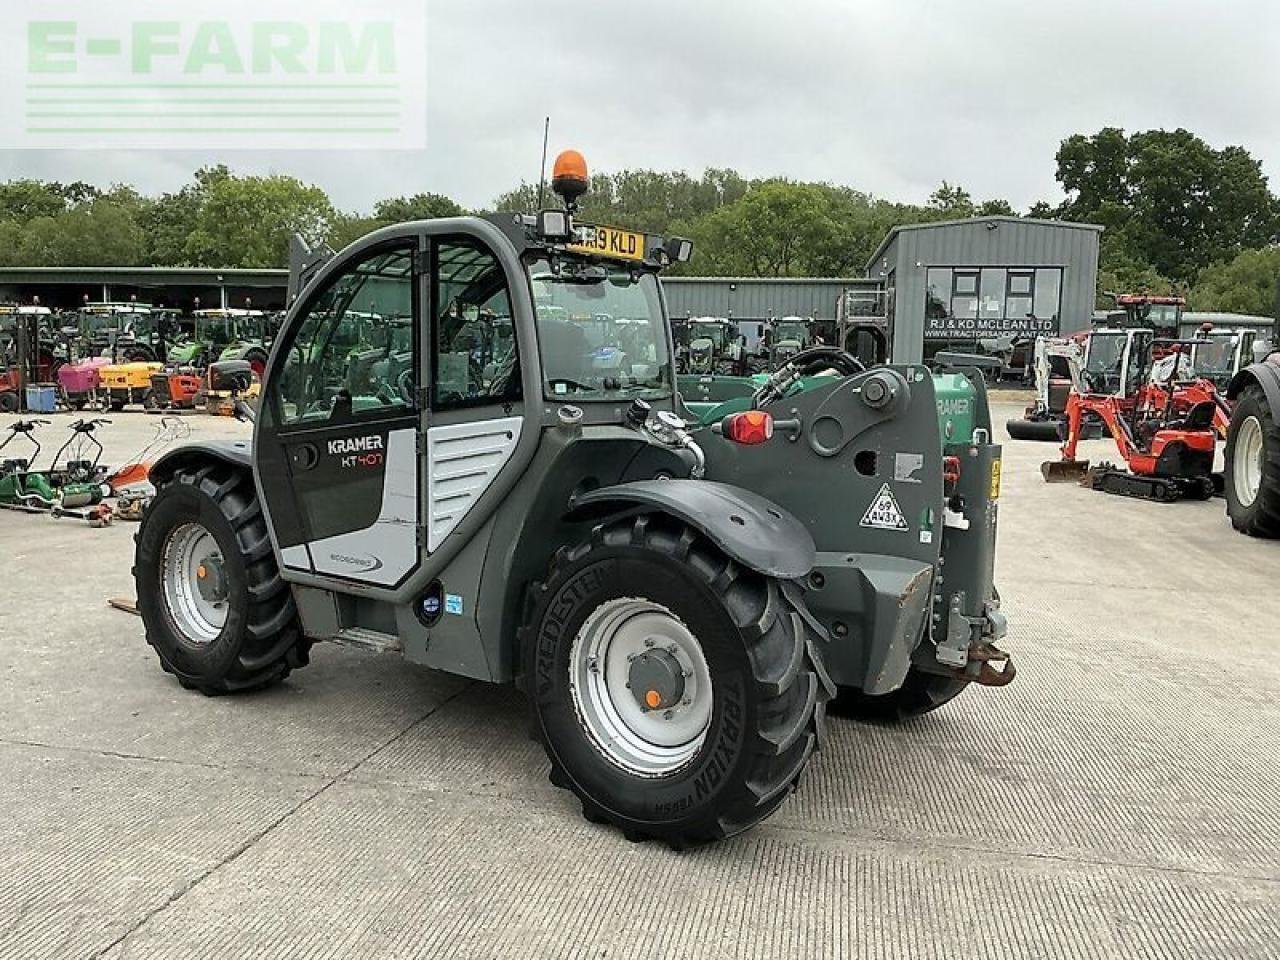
[
  {"left": 1225, "top": 384, "right": 1280, "bottom": 537},
  {"left": 523, "top": 515, "right": 830, "bottom": 847},
  {"left": 134, "top": 463, "right": 310, "bottom": 694}
]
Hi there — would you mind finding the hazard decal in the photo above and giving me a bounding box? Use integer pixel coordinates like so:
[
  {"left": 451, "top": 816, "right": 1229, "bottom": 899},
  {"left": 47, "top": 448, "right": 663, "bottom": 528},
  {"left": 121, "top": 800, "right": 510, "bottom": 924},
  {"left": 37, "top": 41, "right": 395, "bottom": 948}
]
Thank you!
[{"left": 860, "top": 483, "right": 909, "bottom": 531}]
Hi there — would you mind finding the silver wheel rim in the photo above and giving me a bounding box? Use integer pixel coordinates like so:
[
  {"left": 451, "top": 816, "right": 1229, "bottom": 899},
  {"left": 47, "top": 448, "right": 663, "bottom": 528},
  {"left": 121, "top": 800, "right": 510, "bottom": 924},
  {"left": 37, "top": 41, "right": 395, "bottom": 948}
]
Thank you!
[
  {"left": 161, "top": 523, "right": 229, "bottom": 645},
  {"left": 1234, "top": 416, "right": 1264, "bottom": 508},
  {"left": 570, "top": 598, "right": 713, "bottom": 778}
]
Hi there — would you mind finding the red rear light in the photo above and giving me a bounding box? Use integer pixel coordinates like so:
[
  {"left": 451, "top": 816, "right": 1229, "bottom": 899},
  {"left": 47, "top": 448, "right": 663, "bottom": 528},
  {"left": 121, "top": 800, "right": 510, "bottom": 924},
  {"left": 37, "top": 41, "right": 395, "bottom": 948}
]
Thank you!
[
  {"left": 723, "top": 411, "right": 774, "bottom": 445},
  {"left": 943, "top": 456, "right": 961, "bottom": 485}
]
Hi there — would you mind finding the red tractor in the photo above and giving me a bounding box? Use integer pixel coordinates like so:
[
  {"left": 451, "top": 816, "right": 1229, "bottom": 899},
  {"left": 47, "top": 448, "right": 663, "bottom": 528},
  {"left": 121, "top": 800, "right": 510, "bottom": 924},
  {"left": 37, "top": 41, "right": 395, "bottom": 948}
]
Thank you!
[
  {"left": 1105, "top": 292, "right": 1185, "bottom": 337},
  {"left": 1042, "top": 330, "right": 1220, "bottom": 502}
]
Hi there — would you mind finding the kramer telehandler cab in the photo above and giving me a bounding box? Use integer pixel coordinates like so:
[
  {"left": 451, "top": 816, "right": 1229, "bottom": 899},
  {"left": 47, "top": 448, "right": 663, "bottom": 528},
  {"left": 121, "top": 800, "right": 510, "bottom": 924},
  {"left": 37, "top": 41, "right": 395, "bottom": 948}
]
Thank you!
[{"left": 134, "top": 150, "right": 1012, "bottom": 847}]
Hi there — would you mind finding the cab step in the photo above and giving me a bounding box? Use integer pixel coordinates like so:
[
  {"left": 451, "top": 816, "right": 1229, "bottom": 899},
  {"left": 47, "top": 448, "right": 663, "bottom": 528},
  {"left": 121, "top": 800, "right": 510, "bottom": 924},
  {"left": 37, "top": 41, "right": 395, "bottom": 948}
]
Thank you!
[{"left": 332, "top": 627, "right": 403, "bottom": 655}]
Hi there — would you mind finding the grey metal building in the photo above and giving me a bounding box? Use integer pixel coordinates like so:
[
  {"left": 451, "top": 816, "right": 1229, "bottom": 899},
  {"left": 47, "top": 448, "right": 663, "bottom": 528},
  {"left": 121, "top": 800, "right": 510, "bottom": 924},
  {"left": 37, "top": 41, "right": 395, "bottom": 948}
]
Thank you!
[{"left": 864, "top": 216, "right": 1103, "bottom": 362}]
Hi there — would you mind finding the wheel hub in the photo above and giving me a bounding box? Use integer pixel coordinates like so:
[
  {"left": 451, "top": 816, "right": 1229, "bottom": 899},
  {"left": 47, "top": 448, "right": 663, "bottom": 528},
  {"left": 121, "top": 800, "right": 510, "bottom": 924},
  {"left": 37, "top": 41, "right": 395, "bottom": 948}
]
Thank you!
[
  {"left": 629, "top": 647, "right": 686, "bottom": 712},
  {"left": 161, "top": 522, "right": 230, "bottom": 646},
  {"left": 570, "top": 598, "right": 713, "bottom": 778},
  {"left": 195, "top": 555, "right": 227, "bottom": 604},
  {"left": 1234, "top": 415, "right": 1264, "bottom": 508}
]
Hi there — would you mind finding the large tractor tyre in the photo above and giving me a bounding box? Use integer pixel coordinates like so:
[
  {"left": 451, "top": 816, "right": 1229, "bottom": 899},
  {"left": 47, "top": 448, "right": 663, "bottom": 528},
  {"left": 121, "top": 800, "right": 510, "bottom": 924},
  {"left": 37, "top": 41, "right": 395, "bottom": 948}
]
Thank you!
[
  {"left": 829, "top": 669, "right": 969, "bottom": 723},
  {"left": 1225, "top": 384, "right": 1280, "bottom": 537},
  {"left": 0, "top": 390, "right": 17, "bottom": 414},
  {"left": 523, "top": 514, "right": 830, "bottom": 848},
  {"left": 1006, "top": 418, "right": 1060, "bottom": 442},
  {"left": 134, "top": 463, "right": 311, "bottom": 695}
]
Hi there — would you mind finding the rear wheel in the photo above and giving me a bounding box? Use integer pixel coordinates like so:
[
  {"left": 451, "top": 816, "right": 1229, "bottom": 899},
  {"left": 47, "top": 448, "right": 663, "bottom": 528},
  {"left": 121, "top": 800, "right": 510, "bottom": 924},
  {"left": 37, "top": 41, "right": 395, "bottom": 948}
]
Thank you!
[
  {"left": 134, "top": 463, "right": 310, "bottom": 694},
  {"left": 125, "top": 347, "right": 155, "bottom": 364},
  {"left": 830, "top": 669, "right": 969, "bottom": 723},
  {"left": 0, "top": 391, "right": 17, "bottom": 413},
  {"left": 1225, "top": 384, "right": 1280, "bottom": 537},
  {"left": 523, "top": 515, "right": 830, "bottom": 847}
]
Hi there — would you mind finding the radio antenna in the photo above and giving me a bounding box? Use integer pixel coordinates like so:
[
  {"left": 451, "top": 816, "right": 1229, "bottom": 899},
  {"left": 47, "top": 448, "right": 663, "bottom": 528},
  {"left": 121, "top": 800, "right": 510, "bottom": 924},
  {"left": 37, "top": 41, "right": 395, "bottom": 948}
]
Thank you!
[{"left": 536, "top": 117, "right": 551, "bottom": 209}]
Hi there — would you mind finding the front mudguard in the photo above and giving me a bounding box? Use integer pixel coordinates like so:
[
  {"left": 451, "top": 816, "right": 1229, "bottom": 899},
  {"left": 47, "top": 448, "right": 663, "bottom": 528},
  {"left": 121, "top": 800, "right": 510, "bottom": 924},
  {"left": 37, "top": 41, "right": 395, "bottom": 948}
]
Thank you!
[
  {"left": 149, "top": 441, "right": 254, "bottom": 487},
  {"left": 567, "top": 479, "right": 815, "bottom": 580}
]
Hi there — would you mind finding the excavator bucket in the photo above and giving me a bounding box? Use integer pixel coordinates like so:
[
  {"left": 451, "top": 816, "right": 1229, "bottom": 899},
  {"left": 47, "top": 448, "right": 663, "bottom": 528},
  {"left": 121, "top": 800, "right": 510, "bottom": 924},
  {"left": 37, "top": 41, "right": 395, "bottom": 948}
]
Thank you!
[{"left": 1041, "top": 459, "right": 1090, "bottom": 483}]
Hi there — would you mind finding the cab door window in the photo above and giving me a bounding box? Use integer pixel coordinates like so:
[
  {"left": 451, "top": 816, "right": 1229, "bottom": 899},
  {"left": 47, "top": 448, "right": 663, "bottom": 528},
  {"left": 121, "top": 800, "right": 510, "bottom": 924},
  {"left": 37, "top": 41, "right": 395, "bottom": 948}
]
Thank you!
[
  {"left": 272, "top": 245, "right": 418, "bottom": 426},
  {"left": 433, "top": 239, "right": 521, "bottom": 410}
]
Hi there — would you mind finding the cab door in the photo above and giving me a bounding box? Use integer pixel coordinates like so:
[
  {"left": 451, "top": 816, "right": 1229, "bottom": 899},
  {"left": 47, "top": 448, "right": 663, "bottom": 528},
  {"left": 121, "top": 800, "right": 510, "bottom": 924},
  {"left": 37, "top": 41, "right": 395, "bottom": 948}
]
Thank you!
[{"left": 255, "top": 239, "right": 425, "bottom": 588}]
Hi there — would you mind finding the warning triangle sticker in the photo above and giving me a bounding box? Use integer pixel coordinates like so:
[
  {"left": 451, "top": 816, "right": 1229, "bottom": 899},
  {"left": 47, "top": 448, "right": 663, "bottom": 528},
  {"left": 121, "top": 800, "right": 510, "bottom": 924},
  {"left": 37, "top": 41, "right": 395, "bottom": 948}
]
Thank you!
[{"left": 860, "top": 483, "right": 909, "bottom": 531}]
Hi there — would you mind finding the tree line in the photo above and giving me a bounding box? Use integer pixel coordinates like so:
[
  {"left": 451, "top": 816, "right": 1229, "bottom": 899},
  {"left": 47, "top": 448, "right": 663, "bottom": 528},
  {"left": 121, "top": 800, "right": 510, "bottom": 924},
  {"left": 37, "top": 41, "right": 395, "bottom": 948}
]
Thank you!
[{"left": 0, "top": 127, "right": 1277, "bottom": 315}]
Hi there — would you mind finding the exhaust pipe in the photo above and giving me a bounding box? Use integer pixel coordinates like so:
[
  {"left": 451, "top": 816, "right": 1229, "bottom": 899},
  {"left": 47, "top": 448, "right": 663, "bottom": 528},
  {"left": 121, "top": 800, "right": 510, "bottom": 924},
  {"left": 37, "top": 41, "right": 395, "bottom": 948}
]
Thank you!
[{"left": 1041, "top": 459, "right": 1090, "bottom": 483}]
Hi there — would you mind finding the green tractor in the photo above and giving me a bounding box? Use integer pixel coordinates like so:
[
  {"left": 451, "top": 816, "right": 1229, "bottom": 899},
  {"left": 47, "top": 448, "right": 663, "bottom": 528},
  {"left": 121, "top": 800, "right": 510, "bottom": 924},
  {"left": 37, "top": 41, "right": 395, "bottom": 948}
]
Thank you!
[
  {"left": 132, "top": 151, "right": 1012, "bottom": 847},
  {"left": 69, "top": 301, "right": 173, "bottom": 363},
  {"left": 769, "top": 316, "right": 814, "bottom": 368},
  {"left": 167, "top": 308, "right": 271, "bottom": 374},
  {"left": 678, "top": 317, "right": 747, "bottom": 375}
]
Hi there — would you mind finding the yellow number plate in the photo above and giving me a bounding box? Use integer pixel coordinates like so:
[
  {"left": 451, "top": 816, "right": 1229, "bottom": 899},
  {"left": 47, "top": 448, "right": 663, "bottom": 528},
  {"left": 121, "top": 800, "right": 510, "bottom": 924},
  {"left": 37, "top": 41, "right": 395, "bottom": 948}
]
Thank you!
[
  {"left": 990, "top": 460, "right": 1003, "bottom": 500},
  {"left": 568, "top": 225, "right": 646, "bottom": 262}
]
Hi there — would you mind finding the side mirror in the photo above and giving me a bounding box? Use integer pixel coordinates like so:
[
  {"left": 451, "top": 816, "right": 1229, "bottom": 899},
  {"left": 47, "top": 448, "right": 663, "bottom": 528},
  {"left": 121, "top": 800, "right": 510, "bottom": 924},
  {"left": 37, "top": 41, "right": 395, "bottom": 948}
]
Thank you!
[{"left": 207, "top": 359, "right": 253, "bottom": 394}]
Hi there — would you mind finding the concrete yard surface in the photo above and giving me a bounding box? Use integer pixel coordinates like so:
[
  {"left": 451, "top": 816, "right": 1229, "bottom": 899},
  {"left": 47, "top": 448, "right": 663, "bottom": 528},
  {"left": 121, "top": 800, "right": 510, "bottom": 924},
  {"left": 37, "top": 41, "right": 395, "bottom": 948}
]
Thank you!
[{"left": 0, "top": 403, "right": 1277, "bottom": 959}]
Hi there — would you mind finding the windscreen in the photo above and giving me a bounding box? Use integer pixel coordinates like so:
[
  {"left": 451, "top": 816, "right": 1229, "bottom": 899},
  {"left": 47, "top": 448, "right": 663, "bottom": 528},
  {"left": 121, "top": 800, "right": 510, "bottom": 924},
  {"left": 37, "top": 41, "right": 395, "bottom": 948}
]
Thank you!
[
  {"left": 527, "top": 256, "right": 671, "bottom": 401},
  {"left": 689, "top": 323, "right": 726, "bottom": 349},
  {"left": 1191, "top": 337, "right": 1236, "bottom": 377}
]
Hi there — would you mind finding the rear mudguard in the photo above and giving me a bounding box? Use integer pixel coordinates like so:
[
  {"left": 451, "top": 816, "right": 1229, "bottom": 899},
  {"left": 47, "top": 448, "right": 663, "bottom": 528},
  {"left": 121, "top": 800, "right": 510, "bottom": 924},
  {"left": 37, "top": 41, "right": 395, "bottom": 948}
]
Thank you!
[
  {"left": 568, "top": 479, "right": 816, "bottom": 580},
  {"left": 149, "top": 441, "right": 254, "bottom": 487}
]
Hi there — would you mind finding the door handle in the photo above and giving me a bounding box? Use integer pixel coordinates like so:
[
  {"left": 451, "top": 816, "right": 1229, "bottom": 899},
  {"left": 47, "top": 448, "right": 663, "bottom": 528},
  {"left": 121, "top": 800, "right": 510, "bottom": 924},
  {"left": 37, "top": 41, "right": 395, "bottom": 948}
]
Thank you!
[{"left": 291, "top": 443, "right": 320, "bottom": 471}]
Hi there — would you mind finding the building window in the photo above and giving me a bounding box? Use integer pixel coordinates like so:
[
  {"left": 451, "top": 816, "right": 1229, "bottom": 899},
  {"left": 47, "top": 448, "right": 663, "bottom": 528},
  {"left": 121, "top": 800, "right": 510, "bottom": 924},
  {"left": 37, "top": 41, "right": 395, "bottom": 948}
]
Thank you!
[
  {"left": 951, "top": 271, "right": 979, "bottom": 320},
  {"left": 1033, "top": 269, "right": 1061, "bottom": 322},
  {"left": 926, "top": 268, "right": 950, "bottom": 320},
  {"left": 1006, "top": 270, "right": 1035, "bottom": 321},
  {"left": 980, "top": 269, "right": 1005, "bottom": 322},
  {"left": 923, "top": 266, "right": 1064, "bottom": 338}
]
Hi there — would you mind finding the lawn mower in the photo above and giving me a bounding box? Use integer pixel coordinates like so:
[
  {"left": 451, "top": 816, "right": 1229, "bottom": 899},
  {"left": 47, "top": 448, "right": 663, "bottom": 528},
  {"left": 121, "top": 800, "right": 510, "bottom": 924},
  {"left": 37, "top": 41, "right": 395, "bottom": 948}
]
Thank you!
[
  {"left": 133, "top": 149, "right": 1011, "bottom": 847},
  {"left": 0, "top": 418, "right": 112, "bottom": 520},
  {"left": 1042, "top": 331, "right": 1219, "bottom": 502}
]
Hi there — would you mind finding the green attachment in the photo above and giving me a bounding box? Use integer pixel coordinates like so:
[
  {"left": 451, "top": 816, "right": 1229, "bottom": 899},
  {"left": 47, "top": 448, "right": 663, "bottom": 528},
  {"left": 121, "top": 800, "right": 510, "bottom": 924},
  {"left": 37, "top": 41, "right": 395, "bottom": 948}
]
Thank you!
[
  {"left": 680, "top": 370, "right": 982, "bottom": 449},
  {"left": 932, "top": 372, "right": 979, "bottom": 446}
]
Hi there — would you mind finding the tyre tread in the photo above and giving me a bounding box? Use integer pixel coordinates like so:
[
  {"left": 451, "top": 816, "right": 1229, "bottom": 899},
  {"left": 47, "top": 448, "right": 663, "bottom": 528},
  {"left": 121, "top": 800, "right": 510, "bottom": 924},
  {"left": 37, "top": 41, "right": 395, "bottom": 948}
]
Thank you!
[
  {"left": 137, "top": 463, "right": 310, "bottom": 696},
  {"left": 525, "top": 513, "right": 829, "bottom": 847}
]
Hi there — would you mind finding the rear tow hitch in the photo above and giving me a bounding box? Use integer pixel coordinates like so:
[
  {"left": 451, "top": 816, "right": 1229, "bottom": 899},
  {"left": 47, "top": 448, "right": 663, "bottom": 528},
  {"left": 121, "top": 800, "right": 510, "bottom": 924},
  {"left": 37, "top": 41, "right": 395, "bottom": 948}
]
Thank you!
[
  {"left": 962, "top": 641, "right": 1016, "bottom": 687},
  {"left": 936, "top": 592, "right": 1016, "bottom": 687}
]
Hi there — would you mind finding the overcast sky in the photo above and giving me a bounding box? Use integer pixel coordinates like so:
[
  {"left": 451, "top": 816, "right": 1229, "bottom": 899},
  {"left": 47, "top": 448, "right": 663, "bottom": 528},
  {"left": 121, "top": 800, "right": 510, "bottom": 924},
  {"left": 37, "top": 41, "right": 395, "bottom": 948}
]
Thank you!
[{"left": 2, "top": 0, "right": 1278, "bottom": 214}]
